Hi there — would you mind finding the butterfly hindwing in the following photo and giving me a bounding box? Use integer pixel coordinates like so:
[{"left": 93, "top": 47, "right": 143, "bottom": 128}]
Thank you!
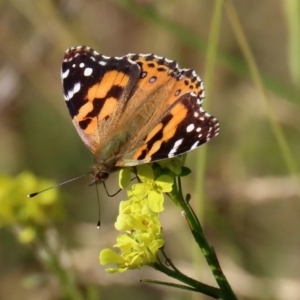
[{"left": 112, "top": 56, "right": 219, "bottom": 166}]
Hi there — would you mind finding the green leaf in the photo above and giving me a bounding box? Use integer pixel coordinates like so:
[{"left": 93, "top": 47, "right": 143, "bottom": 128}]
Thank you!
[
  {"left": 119, "top": 168, "right": 132, "bottom": 189},
  {"left": 179, "top": 166, "right": 192, "bottom": 177}
]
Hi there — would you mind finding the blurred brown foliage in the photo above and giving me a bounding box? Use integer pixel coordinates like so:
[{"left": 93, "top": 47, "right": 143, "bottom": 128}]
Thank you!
[{"left": 0, "top": 0, "right": 300, "bottom": 299}]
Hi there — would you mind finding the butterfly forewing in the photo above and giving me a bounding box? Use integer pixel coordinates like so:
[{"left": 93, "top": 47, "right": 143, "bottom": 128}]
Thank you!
[{"left": 62, "top": 46, "right": 141, "bottom": 153}]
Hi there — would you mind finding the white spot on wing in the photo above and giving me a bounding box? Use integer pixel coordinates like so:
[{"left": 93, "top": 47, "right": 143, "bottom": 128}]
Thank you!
[
  {"left": 84, "top": 67, "right": 93, "bottom": 76},
  {"left": 73, "top": 82, "right": 81, "bottom": 94},
  {"left": 154, "top": 54, "right": 163, "bottom": 60},
  {"left": 168, "top": 138, "right": 183, "bottom": 157},
  {"left": 67, "top": 89, "right": 74, "bottom": 100},
  {"left": 174, "top": 139, "right": 183, "bottom": 148},
  {"left": 139, "top": 54, "right": 151, "bottom": 57},
  {"left": 186, "top": 124, "right": 195, "bottom": 132},
  {"left": 65, "top": 82, "right": 81, "bottom": 101},
  {"left": 165, "top": 58, "right": 173, "bottom": 63},
  {"left": 62, "top": 69, "right": 69, "bottom": 79},
  {"left": 191, "top": 141, "right": 199, "bottom": 150}
]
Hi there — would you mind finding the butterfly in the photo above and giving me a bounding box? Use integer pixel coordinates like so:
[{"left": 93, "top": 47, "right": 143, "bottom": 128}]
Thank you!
[{"left": 61, "top": 46, "right": 219, "bottom": 185}]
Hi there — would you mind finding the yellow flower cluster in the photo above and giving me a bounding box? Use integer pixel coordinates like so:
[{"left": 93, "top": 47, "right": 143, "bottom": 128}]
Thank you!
[
  {"left": 99, "top": 163, "right": 175, "bottom": 273},
  {"left": 0, "top": 172, "right": 64, "bottom": 243}
]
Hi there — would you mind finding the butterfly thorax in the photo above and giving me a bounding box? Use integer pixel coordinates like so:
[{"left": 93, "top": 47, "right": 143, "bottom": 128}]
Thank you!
[{"left": 90, "top": 131, "right": 130, "bottom": 185}]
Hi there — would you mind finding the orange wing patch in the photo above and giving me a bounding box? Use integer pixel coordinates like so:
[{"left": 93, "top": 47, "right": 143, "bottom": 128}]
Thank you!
[
  {"left": 144, "top": 103, "right": 188, "bottom": 159},
  {"left": 132, "top": 102, "right": 188, "bottom": 160},
  {"left": 87, "top": 70, "right": 131, "bottom": 100},
  {"left": 75, "top": 71, "right": 132, "bottom": 135}
]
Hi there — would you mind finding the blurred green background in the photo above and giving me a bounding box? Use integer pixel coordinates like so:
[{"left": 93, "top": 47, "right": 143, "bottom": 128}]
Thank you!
[{"left": 0, "top": 0, "right": 300, "bottom": 299}]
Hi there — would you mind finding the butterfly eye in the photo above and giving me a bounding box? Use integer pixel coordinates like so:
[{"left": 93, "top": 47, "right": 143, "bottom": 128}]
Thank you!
[{"left": 89, "top": 168, "right": 110, "bottom": 186}]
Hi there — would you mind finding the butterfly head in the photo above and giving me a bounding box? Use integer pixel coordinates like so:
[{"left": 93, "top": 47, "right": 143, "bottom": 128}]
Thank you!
[{"left": 89, "top": 163, "right": 110, "bottom": 186}]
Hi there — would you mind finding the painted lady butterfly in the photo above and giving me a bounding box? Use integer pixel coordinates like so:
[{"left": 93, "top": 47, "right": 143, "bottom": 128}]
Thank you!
[{"left": 61, "top": 46, "right": 219, "bottom": 185}]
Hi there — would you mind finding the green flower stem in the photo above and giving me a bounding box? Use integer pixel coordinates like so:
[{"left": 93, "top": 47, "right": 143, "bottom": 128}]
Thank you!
[
  {"left": 189, "top": 223, "right": 237, "bottom": 300},
  {"left": 170, "top": 176, "right": 238, "bottom": 300},
  {"left": 152, "top": 260, "right": 221, "bottom": 298},
  {"left": 141, "top": 279, "right": 204, "bottom": 293},
  {"left": 35, "top": 233, "right": 85, "bottom": 300}
]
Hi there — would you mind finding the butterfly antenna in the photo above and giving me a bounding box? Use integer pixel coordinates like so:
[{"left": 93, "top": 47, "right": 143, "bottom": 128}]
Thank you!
[
  {"left": 95, "top": 184, "right": 101, "bottom": 229},
  {"left": 27, "top": 173, "right": 90, "bottom": 198}
]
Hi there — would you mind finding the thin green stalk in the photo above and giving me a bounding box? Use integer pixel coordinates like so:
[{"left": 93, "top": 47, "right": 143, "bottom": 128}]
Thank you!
[
  {"left": 152, "top": 260, "right": 221, "bottom": 298},
  {"left": 170, "top": 175, "right": 238, "bottom": 300},
  {"left": 284, "top": 0, "right": 300, "bottom": 87},
  {"left": 35, "top": 234, "right": 84, "bottom": 300},
  {"left": 114, "top": 0, "right": 300, "bottom": 104},
  {"left": 224, "top": 0, "right": 300, "bottom": 192},
  {"left": 141, "top": 279, "right": 200, "bottom": 292},
  {"left": 193, "top": 1, "right": 223, "bottom": 284}
]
